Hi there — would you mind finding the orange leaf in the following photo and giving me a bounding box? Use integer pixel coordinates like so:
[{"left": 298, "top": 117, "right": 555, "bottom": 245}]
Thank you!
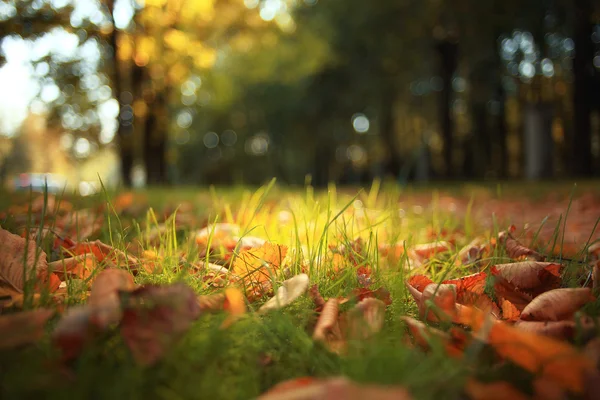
[
  {"left": 221, "top": 287, "right": 247, "bottom": 328},
  {"left": 407, "top": 275, "right": 434, "bottom": 292},
  {"left": 0, "top": 308, "right": 54, "bottom": 349},
  {"left": 520, "top": 288, "right": 595, "bottom": 321},
  {"left": 0, "top": 227, "right": 48, "bottom": 292},
  {"left": 465, "top": 379, "right": 530, "bottom": 400},
  {"left": 492, "top": 262, "right": 561, "bottom": 291},
  {"left": 500, "top": 298, "right": 522, "bottom": 322},
  {"left": 513, "top": 320, "right": 576, "bottom": 340},
  {"left": 499, "top": 230, "right": 544, "bottom": 261},
  {"left": 401, "top": 316, "right": 464, "bottom": 358},
  {"left": 232, "top": 242, "right": 287, "bottom": 286},
  {"left": 456, "top": 306, "right": 595, "bottom": 393}
]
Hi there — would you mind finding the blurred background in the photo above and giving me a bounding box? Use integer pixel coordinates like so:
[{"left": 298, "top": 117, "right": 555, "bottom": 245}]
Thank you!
[{"left": 0, "top": 0, "right": 599, "bottom": 193}]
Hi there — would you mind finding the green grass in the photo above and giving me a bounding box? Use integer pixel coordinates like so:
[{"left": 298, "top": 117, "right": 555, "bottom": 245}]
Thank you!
[{"left": 0, "top": 181, "right": 599, "bottom": 399}]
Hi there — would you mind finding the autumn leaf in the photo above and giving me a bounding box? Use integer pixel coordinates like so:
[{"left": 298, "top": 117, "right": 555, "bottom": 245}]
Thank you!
[
  {"left": 491, "top": 261, "right": 561, "bottom": 292},
  {"left": 513, "top": 320, "right": 576, "bottom": 339},
  {"left": 465, "top": 378, "right": 529, "bottom": 400},
  {"left": 221, "top": 287, "right": 247, "bottom": 328},
  {"left": 313, "top": 298, "right": 344, "bottom": 352},
  {"left": 498, "top": 229, "right": 544, "bottom": 261},
  {"left": 259, "top": 273, "right": 309, "bottom": 313},
  {"left": 0, "top": 227, "right": 49, "bottom": 293},
  {"left": 197, "top": 292, "right": 226, "bottom": 312},
  {"left": 259, "top": 377, "right": 413, "bottom": 400},
  {"left": 232, "top": 242, "right": 287, "bottom": 296},
  {"left": 400, "top": 316, "right": 465, "bottom": 358},
  {"left": 0, "top": 308, "right": 54, "bottom": 349},
  {"left": 88, "top": 268, "right": 136, "bottom": 328},
  {"left": 520, "top": 288, "right": 595, "bottom": 321},
  {"left": 347, "top": 298, "right": 386, "bottom": 340},
  {"left": 120, "top": 283, "right": 201, "bottom": 365},
  {"left": 308, "top": 284, "right": 326, "bottom": 311},
  {"left": 351, "top": 286, "right": 392, "bottom": 306},
  {"left": 49, "top": 253, "right": 98, "bottom": 281},
  {"left": 407, "top": 282, "right": 458, "bottom": 322},
  {"left": 407, "top": 274, "right": 434, "bottom": 292},
  {"left": 456, "top": 306, "right": 596, "bottom": 394}
]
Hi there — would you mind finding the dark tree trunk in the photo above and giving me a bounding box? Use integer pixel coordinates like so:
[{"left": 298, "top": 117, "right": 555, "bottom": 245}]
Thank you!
[
  {"left": 143, "top": 91, "right": 169, "bottom": 185},
  {"left": 493, "top": 83, "right": 508, "bottom": 179},
  {"left": 379, "top": 84, "right": 401, "bottom": 179},
  {"left": 107, "top": 0, "right": 133, "bottom": 187},
  {"left": 572, "top": 0, "right": 594, "bottom": 176},
  {"left": 523, "top": 103, "right": 554, "bottom": 180},
  {"left": 471, "top": 102, "right": 488, "bottom": 179},
  {"left": 436, "top": 39, "right": 458, "bottom": 178}
]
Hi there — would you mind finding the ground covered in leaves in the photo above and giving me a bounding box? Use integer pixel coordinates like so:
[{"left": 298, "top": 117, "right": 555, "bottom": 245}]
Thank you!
[{"left": 1, "top": 181, "right": 600, "bottom": 400}]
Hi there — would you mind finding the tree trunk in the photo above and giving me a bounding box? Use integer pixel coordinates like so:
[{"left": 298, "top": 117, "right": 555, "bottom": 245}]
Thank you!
[
  {"left": 494, "top": 80, "right": 508, "bottom": 179},
  {"left": 435, "top": 39, "right": 458, "bottom": 179},
  {"left": 523, "top": 103, "right": 553, "bottom": 180},
  {"left": 379, "top": 83, "right": 401, "bottom": 179},
  {"left": 572, "top": 0, "right": 594, "bottom": 176},
  {"left": 107, "top": 0, "right": 133, "bottom": 187},
  {"left": 143, "top": 91, "right": 169, "bottom": 185}
]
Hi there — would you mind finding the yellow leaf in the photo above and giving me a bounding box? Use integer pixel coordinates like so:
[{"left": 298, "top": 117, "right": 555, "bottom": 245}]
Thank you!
[{"left": 232, "top": 242, "right": 287, "bottom": 286}]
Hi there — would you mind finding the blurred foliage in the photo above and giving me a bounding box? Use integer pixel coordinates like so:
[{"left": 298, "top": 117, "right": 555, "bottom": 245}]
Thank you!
[{"left": 0, "top": 0, "right": 599, "bottom": 188}]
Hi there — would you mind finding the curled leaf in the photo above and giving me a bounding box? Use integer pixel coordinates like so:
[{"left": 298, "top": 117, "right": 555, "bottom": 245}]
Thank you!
[
  {"left": 88, "top": 268, "right": 136, "bottom": 328},
  {"left": 465, "top": 378, "right": 529, "bottom": 400},
  {"left": 499, "top": 230, "right": 544, "bottom": 261},
  {"left": 420, "top": 283, "right": 457, "bottom": 322},
  {"left": 259, "top": 274, "right": 309, "bottom": 313},
  {"left": 0, "top": 308, "right": 54, "bottom": 349},
  {"left": 347, "top": 298, "right": 385, "bottom": 340},
  {"left": 221, "top": 287, "right": 247, "bottom": 328},
  {"left": 407, "top": 275, "right": 434, "bottom": 292},
  {"left": 313, "top": 298, "right": 343, "bottom": 351},
  {"left": 492, "top": 262, "right": 561, "bottom": 291},
  {"left": 513, "top": 320, "right": 576, "bottom": 340},
  {"left": 520, "top": 288, "right": 595, "bottom": 322},
  {"left": 120, "top": 283, "right": 201, "bottom": 366},
  {"left": 0, "top": 227, "right": 48, "bottom": 292}
]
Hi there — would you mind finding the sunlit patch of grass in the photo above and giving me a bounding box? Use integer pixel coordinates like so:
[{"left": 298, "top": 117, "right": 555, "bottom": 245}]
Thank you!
[{"left": 1, "top": 181, "right": 600, "bottom": 399}]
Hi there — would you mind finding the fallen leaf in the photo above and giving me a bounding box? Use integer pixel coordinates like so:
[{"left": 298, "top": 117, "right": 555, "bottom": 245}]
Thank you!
[
  {"left": 400, "top": 316, "right": 464, "bottom": 357},
  {"left": 520, "top": 288, "right": 595, "bottom": 321},
  {"left": 259, "top": 274, "right": 309, "bottom": 313},
  {"left": 0, "top": 227, "right": 48, "bottom": 292},
  {"left": 0, "top": 308, "right": 54, "bottom": 349},
  {"left": 197, "top": 292, "right": 226, "bottom": 312},
  {"left": 492, "top": 262, "right": 561, "bottom": 292},
  {"left": 499, "top": 229, "right": 544, "bottom": 261},
  {"left": 407, "top": 275, "right": 434, "bottom": 292},
  {"left": 532, "top": 377, "right": 566, "bottom": 400},
  {"left": 88, "top": 268, "right": 136, "bottom": 328},
  {"left": 52, "top": 305, "right": 97, "bottom": 361},
  {"left": 347, "top": 298, "right": 385, "bottom": 340},
  {"left": 232, "top": 242, "right": 287, "bottom": 297},
  {"left": 465, "top": 378, "right": 530, "bottom": 400},
  {"left": 221, "top": 287, "right": 247, "bottom": 328},
  {"left": 351, "top": 286, "right": 392, "bottom": 306},
  {"left": 49, "top": 254, "right": 98, "bottom": 281},
  {"left": 308, "top": 284, "right": 326, "bottom": 311},
  {"left": 513, "top": 320, "right": 576, "bottom": 339},
  {"left": 456, "top": 306, "right": 595, "bottom": 393},
  {"left": 259, "top": 377, "right": 413, "bottom": 400},
  {"left": 411, "top": 283, "right": 457, "bottom": 322},
  {"left": 120, "top": 283, "right": 201, "bottom": 366},
  {"left": 313, "top": 298, "right": 343, "bottom": 352}
]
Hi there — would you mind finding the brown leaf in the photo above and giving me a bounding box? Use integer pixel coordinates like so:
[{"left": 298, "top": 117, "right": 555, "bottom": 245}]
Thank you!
[
  {"left": 499, "top": 229, "right": 544, "bottom": 261},
  {"left": 197, "top": 293, "right": 226, "bottom": 312},
  {"left": 520, "top": 288, "right": 595, "bottom": 321},
  {"left": 88, "top": 268, "right": 136, "bottom": 328},
  {"left": 259, "top": 377, "right": 413, "bottom": 400},
  {"left": 455, "top": 306, "right": 595, "bottom": 394},
  {"left": 465, "top": 378, "right": 530, "bottom": 400},
  {"left": 500, "top": 298, "right": 522, "bottom": 322},
  {"left": 532, "top": 377, "right": 566, "bottom": 400},
  {"left": 259, "top": 274, "right": 309, "bottom": 313},
  {"left": 221, "top": 287, "right": 247, "bottom": 328},
  {"left": 0, "top": 227, "right": 48, "bottom": 292},
  {"left": 492, "top": 262, "right": 561, "bottom": 291},
  {"left": 400, "top": 316, "right": 464, "bottom": 357},
  {"left": 120, "top": 283, "right": 201, "bottom": 366},
  {"left": 0, "top": 308, "right": 54, "bottom": 349},
  {"left": 415, "top": 283, "right": 457, "bottom": 322},
  {"left": 313, "top": 298, "right": 343, "bottom": 352},
  {"left": 456, "top": 238, "right": 487, "bottom": 266},
  {"left": 513, "top": 320, "right": 576, "bottom": 340},
  {"left": 49, "top": 254, "right": 98, "bottom": 281},
  {"left": 308, "top": 284, "right": 326, "bottom": 311},
  {"left": 351, "top": 286, "right": 392, "bottom": 306},
  {"left": 407, "top": 275, "right": 434, "bottom": 292},
  {"left": 52, "top": 305, "right": 96, "bottom": 361},
  {"left": 347, "top": 298, "right": 386, "bottom": 340}
]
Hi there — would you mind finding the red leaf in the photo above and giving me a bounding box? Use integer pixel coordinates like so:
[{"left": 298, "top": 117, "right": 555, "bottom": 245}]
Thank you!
[{"left": 407, "top": 275, "right": 434, "bottom": 292}]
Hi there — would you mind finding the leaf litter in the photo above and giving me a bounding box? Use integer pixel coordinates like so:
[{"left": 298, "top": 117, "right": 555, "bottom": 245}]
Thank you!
[{"left": 1, "top": 187, "right": 600, "bottom": 399}]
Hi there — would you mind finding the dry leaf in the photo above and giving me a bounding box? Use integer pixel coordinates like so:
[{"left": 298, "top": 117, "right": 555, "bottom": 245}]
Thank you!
[
  {"left": 0, "top": 308, "right": 54, "bottom": 349},
  {"left": 351, "top": 287, "right": 392, "bottom": 306},
  {"left": 520, "top": 288, "right": 594, "bottom": 321},
  {"left": 259, "top": 274, "right": 309, "bottom": 313},
  {"left": 221, "top": 287, "right": 247, "bottom": 328},
  {"left": 455, "top": 306, "right": 595, "bottom": 394},
  {"left": 465, "top": 378, "right": 530, "bottom": 400},
  {"left": 419, "top": 283, "right": 457, "bottom": 322},
  {"left": 88, "top": 268, "right": 136, "bottom": 328},
  {"left": 232, "top": 242, "right": 287, "bottom": 297},
  {"left": 259, "top": 377, "right": 413, "bottom": 400},
  {"left": 513, "top": 320, "right": 576, "bottom": 339},
  {"left": 313, "top": 298, "right": 343, "bottom": 352},
  {"left": 400, "top": 316, "right": 464, "bottom": 357},
  {"left": 120, "top": 283, "right": 201, "bottom": 366},
  {"left": 347, "top": 298, "right": 386, "bottom": 340},
  {"left": 197, "top": 293, "right": 226, "bottom": 312},
  {"left": 49, "top": 254, "right": 98, "bottom": 281},
  {"left": 308, "top": 284, "right": 326, "bottom": 311},
  {"left": 52, "top": 305, "right": 96, "bottom": 361},
  {"left": 492, "top": 262, "right": 561, "bottom": 291},
  {"left": 532, "top": 377, "right": 566, "bottom": 400},
  {"left": 407, "top": 275, "right": 434, "bottom": 292},
  {"left": 499, "top": 230, "right": 544, "bottom": 261},
  {"left": 0, "top": 227, "right": 48, "bottom": 292}
]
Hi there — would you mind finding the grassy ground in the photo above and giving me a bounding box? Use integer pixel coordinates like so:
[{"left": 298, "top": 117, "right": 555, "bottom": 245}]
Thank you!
[{"left": 0, "top": 180, "right": 599, "bottom": 399}]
